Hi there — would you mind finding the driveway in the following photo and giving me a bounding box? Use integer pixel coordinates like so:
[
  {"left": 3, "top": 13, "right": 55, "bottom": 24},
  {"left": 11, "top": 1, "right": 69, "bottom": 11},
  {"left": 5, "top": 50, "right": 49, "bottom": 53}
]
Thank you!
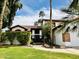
[{"left": 31, "top": 45, "right": 79, "bottom": 55}]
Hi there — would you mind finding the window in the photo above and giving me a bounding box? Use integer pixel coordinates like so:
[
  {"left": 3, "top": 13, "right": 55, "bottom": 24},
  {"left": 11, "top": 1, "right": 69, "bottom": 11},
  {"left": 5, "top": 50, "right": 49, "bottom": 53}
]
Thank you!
[
  {"left": 62, "top": 32, "right": 70, "bottom": 42},
  {"left": 35, "top": 30, "right": 39, "bottom": 34}
]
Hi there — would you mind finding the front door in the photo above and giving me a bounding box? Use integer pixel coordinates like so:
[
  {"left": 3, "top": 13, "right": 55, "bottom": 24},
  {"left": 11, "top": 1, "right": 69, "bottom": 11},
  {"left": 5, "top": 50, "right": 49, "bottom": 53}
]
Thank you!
[{"left": 31, "top": 29, "right": 42, "bottom": 43}]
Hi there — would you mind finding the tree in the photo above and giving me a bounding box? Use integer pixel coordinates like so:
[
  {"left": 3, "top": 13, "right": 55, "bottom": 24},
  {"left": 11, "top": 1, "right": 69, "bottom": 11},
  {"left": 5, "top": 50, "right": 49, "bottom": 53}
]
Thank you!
[
  {"left": 69, "top": 0, "right": 79, "bottom": 9},
  {"left": 42, "top": 22, "right": 51, "bottom": 46},
  {"left": 0, "top": 0, "right": 8, "bottom": 42},
  {"left": 7, "top": 0, "right": 22, "bottom": 29},
  {"left": 0, "top": 0, "right": 22, "bottom": 42},
  {"left": 0, "top": 0, "right": 8, "bottom": 32},
  {"left": 39, "top": 11, "right": 45, "bottom": 22},
  {"left": 49, "top": 0, "right": 55, "bottom": 48},
  {"left": 61, "top": 0, "right": 79, "bottom": 30},
  {"left": 0, "top": 0, "right": 22, "bottom": 29},
  {"left": 62, "top": 0, "right": 79, "bottom": 15},
  {"left": 59, "top": 0, "right": 79, "bottom": 32},
  {"left": 39, "top": 11, "right": 45, "bottom": 18}
]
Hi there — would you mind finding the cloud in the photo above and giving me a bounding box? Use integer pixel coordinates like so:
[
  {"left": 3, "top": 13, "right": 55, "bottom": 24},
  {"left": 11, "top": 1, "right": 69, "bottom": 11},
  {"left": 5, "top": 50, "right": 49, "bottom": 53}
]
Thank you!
[
  {"left": 13, "top": 8, "right": 68, "bottom": 26},
  {"left": 13, "top": 15, "right": 39, "bottom": 26},
  {"left": 39, "top": 8, "right": 68, "bottom": 19}
]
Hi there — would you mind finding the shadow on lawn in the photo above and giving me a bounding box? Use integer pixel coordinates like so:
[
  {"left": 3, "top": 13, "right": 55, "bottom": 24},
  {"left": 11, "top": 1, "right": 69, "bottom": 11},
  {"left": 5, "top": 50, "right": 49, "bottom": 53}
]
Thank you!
[{"left": 0, "top": 45, "right": 22, "bottom": 48}]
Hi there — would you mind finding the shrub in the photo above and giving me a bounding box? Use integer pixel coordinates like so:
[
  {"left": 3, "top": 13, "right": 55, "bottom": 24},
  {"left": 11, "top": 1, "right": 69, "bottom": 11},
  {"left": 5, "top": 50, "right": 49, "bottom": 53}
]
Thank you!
[
  {"left": 27, "top": 32, "right": 32, "bottom": 46},
  {"left": 1, "top": 31, "right": 31, "bottom": 45}
]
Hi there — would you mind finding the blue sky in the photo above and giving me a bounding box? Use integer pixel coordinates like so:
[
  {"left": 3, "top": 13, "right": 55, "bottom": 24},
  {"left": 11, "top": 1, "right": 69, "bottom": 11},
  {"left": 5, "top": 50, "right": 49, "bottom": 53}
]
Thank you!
[
  {"left": 16, "top": 0, "right": 71, "bottom": 16},
  {"left": 13, "top": 0, "right": 72, "bottom": 26}
]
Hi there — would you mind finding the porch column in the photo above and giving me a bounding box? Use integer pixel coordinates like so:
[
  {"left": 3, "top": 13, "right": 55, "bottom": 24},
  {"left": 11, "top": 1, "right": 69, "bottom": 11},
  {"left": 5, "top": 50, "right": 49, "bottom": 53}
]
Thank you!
[
  {"left": 32, "top": 30, "right": 35, "bottom": 35},
  {"left": 39, "top": 30, "right": 42, "bottom": 35},
  {"left": 39, "top": 30, "right": 42, "bottom": 38},
  {"left": 32, "top": 30, "right": 35, "bottom": 38}
]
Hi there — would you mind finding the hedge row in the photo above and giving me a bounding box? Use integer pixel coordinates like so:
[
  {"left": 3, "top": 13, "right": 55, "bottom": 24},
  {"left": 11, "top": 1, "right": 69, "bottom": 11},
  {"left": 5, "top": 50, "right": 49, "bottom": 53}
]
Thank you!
[{"left": 1, "top": 31, "right": 32, "bottom": 45}]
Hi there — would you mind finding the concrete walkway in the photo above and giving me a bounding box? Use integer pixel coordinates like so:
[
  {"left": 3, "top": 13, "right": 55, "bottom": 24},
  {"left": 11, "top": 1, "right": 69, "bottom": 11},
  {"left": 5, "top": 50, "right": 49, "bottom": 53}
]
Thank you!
[{"left": 24, "top": 45, "right": 79, "bottom": 55}]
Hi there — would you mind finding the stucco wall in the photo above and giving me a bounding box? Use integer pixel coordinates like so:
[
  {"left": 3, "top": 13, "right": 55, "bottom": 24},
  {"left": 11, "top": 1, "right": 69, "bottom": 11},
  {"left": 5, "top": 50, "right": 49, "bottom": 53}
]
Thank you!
[
  {"left": 55, "top": 32, "right": 63, "bottom": 45},
  {"left": 55, "top": 30, "right": 79, "bottom": 47},
  {"left": 11, "top": 27, "right": 25, "bottom": 31},
  {"left": 4, "top": 39, "right": 20, "bottom": 45}
]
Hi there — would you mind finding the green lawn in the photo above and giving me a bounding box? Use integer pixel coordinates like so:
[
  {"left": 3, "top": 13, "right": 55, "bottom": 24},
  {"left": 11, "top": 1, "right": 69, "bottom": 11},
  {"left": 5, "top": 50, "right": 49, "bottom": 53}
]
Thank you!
[{"left": 0, "top": 47, "right": 79, "bottom": 59}]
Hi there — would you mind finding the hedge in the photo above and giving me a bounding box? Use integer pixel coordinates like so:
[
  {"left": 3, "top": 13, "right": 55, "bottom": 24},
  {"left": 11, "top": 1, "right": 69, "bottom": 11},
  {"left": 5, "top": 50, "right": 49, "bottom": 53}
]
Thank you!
[{"left": 1, "top": 31, "right": 32, "bottom": 45}]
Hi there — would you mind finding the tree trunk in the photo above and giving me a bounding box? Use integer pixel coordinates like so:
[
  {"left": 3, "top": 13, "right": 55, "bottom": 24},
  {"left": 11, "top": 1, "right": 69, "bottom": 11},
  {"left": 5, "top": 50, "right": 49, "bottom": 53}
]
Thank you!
[
  {"left": 0, "top": 0, "right": 8, "bottom": 42},
  {"left": 50, "top": 0, "right": 55, "bottom": 48},
  {"left": 50, "top": 0, "right": 53, "bottom": 48}
]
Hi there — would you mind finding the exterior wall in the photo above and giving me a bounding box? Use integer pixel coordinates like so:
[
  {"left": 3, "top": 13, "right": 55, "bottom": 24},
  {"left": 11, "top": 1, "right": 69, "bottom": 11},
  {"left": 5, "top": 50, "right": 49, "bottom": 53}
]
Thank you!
[
  {"left": 67, "top": 31, "right": 79, "bottom": 47},
  {"left": 42, "top": 21, "right": 50, "bottom": 25},
  {"left": 42, "top": 21, "right": 46, "bottom": 25},
  {"left": 55, "top": 29, "right": 79, "bottom": 47},
  {"left": 55, "top": 22, "right": 63, "bottom": 26},
  {"left": 55, "top": 32, "right": 63, "bottom": 45},
  {"left": 11, "top": 27, "right": 25, "bottom": 31},
  {"left": 37, "top": 23, "right": 41, "bottom": 26},
  {"left": 4, "top": 39, "right": 20, "bottom": 45},
  {"left": 43, "top": 21, "right": 64, "bottom": 26}
]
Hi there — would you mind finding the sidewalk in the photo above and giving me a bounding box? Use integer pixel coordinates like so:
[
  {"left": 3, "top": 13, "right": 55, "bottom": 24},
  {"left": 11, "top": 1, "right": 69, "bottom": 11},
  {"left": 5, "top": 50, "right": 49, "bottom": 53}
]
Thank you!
[{"left": 30, "top": 45, "right": 79, "bottom": 55}]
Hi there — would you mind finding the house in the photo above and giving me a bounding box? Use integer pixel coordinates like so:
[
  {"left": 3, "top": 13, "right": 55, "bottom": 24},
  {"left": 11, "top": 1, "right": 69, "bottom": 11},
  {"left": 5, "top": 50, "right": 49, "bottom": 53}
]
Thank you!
[
  {"left": 54, "top": 20, "right": 79, "bottom": 47},
  {"left": 35, "top": 17, "right": 79, "bottom": 47},
  {"left": 10, "top": 16, "right": 79, "bottom": 47},
  {"left": 41, "top": 17, "right": 79, "bottom": 47},
  {"left": 10, "top": 25, "right": 43, "bottom": 43}
]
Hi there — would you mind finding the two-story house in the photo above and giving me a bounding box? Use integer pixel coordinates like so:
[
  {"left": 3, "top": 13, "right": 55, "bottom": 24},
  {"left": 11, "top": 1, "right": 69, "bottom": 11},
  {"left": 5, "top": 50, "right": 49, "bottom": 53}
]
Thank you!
[{"left": 10, "top": 16, "right": 79, "bottom": 47}]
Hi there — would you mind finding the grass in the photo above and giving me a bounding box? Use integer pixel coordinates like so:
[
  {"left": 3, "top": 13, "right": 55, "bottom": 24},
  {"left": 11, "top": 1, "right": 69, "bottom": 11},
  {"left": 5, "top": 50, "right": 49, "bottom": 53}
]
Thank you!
[{"left": 0, "top": 46, "right": 79, "bottom": 59}]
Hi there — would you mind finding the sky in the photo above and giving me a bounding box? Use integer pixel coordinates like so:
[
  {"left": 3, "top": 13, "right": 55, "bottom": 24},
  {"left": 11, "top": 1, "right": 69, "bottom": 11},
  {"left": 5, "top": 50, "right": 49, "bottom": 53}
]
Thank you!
[{"left": 12, "top": 0, "right": 73, "bottom": 26}]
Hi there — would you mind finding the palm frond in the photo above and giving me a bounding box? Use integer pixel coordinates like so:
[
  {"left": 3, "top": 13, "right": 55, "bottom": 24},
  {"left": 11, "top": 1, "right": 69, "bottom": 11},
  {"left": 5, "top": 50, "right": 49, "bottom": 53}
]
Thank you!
[
  {"left": 54, "top": 17, "right": 79, "bottom": 33},
  {"left": 39, "top": 11, "right": 45, "bottom": 17},
  {"left": 69, "top": 0, "right": 78, "bottom": 9},
  {"left": 62, "top": 0, "right": 79, "bottom": 15},
  {"left": 15, "top": 2, "right": 23, "bottom": 9}
]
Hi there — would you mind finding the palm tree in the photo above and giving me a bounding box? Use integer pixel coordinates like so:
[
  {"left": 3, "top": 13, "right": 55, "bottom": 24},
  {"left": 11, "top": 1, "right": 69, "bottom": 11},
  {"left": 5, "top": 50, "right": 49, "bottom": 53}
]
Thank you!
[
  {"left": 0, "top": 0, "right": 8, "bottom": 32},
  {"left": 69, "top": 0, "right": 79, "bottom": 15},
  {"left": 49, "top": 0, "right": 52, "bottom": 48},
  {"left": 0, "top": 0, "right": 22, "bottom": 42},
  {"left": 69, "top": 0, "right": 78, "bottom": 9},
  {"left": 0, "top": 0, "right": 22, "bottom": 30},
  {"left": 49, "top": 0, "right": 55, "bottom": 48},
  {"left": 39, "top": 11, "right": 45, "bottom": 22},
  {"left": 0, "top": 0, "right": 8, "bottom": 42},
  {"left": 39, "top": 11, "right": 45, "bottom": 44},
  {"left": 62, "top": 0, "right": 79, "bottom": 15},
  {"left": 62, "top": 0, "right": 79, "bottom": 28},
  {"left": 8, "top": 0, "right": 22, "bottom": 29}
]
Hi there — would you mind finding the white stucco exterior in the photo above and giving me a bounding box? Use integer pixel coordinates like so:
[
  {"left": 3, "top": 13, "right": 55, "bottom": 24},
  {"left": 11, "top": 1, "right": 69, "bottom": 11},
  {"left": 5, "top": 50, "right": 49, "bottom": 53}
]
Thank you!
[
  {"left": 55, "top": 25, "right": 79, "bottom": 47},
  {"left": 42, "top": 20, "right": 79, "bottom": 47}
]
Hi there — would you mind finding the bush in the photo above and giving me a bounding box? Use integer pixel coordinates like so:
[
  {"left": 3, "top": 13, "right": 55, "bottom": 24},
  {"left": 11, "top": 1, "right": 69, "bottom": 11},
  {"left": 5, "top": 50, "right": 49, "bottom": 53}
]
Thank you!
[{"left": 1, "top": 31, "right": 31, "bottom": 45}]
